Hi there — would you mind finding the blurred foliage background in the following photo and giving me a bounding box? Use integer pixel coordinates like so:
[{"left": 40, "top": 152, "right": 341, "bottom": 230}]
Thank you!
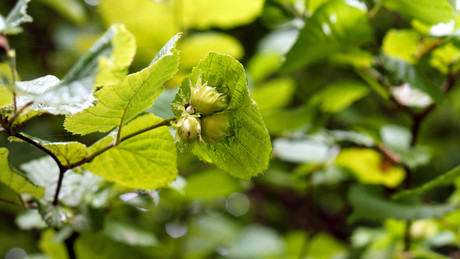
[{"left": 3, "top": 0, "right": 460, "bottom": 258}]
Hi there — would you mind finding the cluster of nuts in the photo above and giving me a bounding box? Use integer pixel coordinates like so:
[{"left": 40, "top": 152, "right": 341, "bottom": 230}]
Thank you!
[{"left": 175, "top": 79, "right": 230, "bottom": 144}]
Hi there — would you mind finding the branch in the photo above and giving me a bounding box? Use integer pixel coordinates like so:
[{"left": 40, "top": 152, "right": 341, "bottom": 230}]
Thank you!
[{"left": 70, "top": 117, "right": 176, "bottom": 169}]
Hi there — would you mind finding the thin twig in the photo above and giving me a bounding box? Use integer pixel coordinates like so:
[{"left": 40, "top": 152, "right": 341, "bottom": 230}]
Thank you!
[
  {"left": 0, "top": 196, "right": 26, "bottom": 208},
  {"left": 70, "top": 117, "right": 176, "bottom": 169}
]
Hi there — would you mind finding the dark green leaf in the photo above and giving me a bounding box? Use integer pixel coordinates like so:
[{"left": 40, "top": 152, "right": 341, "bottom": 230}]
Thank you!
[{"left": 349, "top": 185, "right": 457, "bottom": 221}]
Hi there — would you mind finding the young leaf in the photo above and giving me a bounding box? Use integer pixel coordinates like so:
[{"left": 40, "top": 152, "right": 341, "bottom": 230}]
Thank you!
[
  {"left": 282, "top": 0, "right": 373, "bottom": 72},
  {"left": 349, "top": 185, "right": 457, "bottom": 222},
  {"left": 174, "top": 52, "right": 272, "bottom": 179},
  {"left": 0, "top": 148, "right": 44, "bottom": 198},
  {"left": 64, "top": 33, "right": 181, "bottom": 135},
  {"left": 86, "top": 113, "right": 177, "bottom": 190},
  {"left": 15, "top": 24, "right": 136, "bottom": 115},
  {"left": 392, "top": 164, "right": 460, "bottom": 200},
  {"left": 0, "top": 0, "right": 33, "bottom": 35},
  {"left": 384, "top": 0, "right": 454, "bottom": 26}
]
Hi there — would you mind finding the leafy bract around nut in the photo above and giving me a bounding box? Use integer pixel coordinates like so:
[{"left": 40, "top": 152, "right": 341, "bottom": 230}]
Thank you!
[
  {"left": 191, "top": 78, "right": 227, "bottom": 115},
  {"left": 172, "top": 52, "right": 272, "bottom": 180}
]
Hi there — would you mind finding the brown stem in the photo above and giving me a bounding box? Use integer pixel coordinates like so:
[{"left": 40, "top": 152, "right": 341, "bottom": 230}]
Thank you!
[{"left": 70, "top": 117, "right": 175, "bottom": 169}]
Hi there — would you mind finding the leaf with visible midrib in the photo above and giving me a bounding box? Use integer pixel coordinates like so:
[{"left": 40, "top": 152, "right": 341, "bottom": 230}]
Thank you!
[
  {"left": 349, "top": 185, "right": 456, "bottom": 221},
  {"left": 64, "top": 33, "right": 182, "bottom": 135},
  {"left": 85, "top": 113, "right": 177, "bottom": 190},
  {"left": 0, "top": 148, "right": 44, "bottom": 197},
  {"left": 392, "top": 164, "right": 460, "bottom": 200},
  {"left": 173, "top": 52, "right": 272, "bottom": 179},
  {"left": 15, "top": 24, "right": 136, "bottom": 115}
]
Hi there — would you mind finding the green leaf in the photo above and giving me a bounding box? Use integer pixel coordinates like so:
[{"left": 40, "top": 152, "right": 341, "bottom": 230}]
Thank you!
[
  {"left": 175, "top": 52, "right": 272, "bottom": 180},
  {"left": 382, "top": 29, "right": 420, "bottom": 64},
  {"left": 393, "top": 164, "right": 460, "bottom": 200},
  {"left": 310, "top": 80, "right": 370, "bottom": 113},
  {"left": 10, "top": 134, "right": 87, "bottom": 167},
  {"left": 180, "top": 32, "right": 244, "bottom": 68},
  {"left": 252, "top": 77, "right": 295, "bottom": 111},
  {"left": 384, "top": 0, "right": 454, "bottom": 26},
  {"left": 39, "top": 230, "right": 68, "bottom": 259},
  {"left": 64, "top": 33, "right": 181, "bottom": 135},
  {"left": 184, "top": 169, "right": 242, "bottom": 200},
  {"left": 182, "top": 0, "right": 264, "bottom": 29},
  {"left": 103, "top": 220, "right": 158, "bottom": 246},
  {"left": 0, "top": 85, "right": 13, "bottom": 108},
  {"left": 0, "top": 148, "right": 44, "bottom": 197},
  {"left": 226, "top": 225, "right": 284, "bottom": 258},
  {"left": 15, "top": 24, "right": 136, "bottom": 115},
  {"left": 282, "top": 0, "right": 373, "bottom": 72},
  {"left": 0, "top": 0, "right": 33, "bottom": 35},
  {"left": 38, "top": 0, "right": 87, "bottom": 24},
  {"left": 349, "top": 185, "right": 457, "bottom": 221},
  {"left": 86, "top": 113, "right": 177, "bottom": 190},
  {"left": 382, "top": 57, "right": 445, "bottom": 104}
]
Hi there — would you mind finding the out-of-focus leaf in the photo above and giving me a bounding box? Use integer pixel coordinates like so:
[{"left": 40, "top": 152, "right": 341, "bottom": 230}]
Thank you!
[
  {"left": 15, "top": 24, "right": 136, "bottom": 115},
  {"left": 184, "top": 215, "right": 239, "bottom": 258},
  {"left": 38, "top": 201, "right": 72, "bottom": 228},
  {"left": 381, "top": 125, "right": 411, "bottom": 150},
  {"left": 20, "top": 156, "right": 104, "bottom": 206},
  {"left": 247, "top": 51, "right": 283, "bottom": 82},
  {"left": 384, "top": 0, "right": 454, "bottom": 25},
  {"left": 382, "top": 57, "right": 445, "bottom": 104},
  {"left": 382, "top": 29, "right": 419, "bottom": 63},
  {"left": 64, "top": 33, "right": 180, "bottom": 135},
  {"left": 310, "top": 80, "right": 370, "bottom": 113},
  {"left": 349, "top": 185, "right": 457, "bottom": 221},
  {"left": 181, "top": 0, "right": 264, "bottom": 29},
  {"left": 282, "top": 0, "right": 373, "bottom": 72},
  {"left": 263, "top": 104, "right": 317, "bottom": 135},
  {"left": 335, "top": 148, "right": 405, "bottom": 187},
  {"left": 39, "top": 230, "right": 68, "bottom": 259},
  {"left": 184, "top": 169, "right": 242, "bottom": 200},
  {"left": 38, "top": 0, "right": 87, "bottom": 24},
  {"left": 430, "top": 42, "right": 460, "bottom": 74},
  {"left": 0, "top": 85, "right": 13, "bottom": 108},
  {"left": 86, "top": 114, "right": 177, "bottom": 190},
  {"left": 99, "top": 0, "right": 262, "bottom": 62},
  {"left": 226, "top": 225, "right": 284, "bottom": 258},
  {"left": 16, "top": 209, "right": 47, "bottom": 230},
  {"left": 273, "top": 138, "right": 336, "bottom": 163},
  {"left": 285, "top": 231, "right": 347, "bottom": 259},
  {"left": 252, "top": 77, "right": 295, "bottom": 111},
  {"left": 174, "top": 53, "right": 272, "bottom": 180},
  {"left": 393, "top": 164, "right": 460, "bottom": 200},
  {"left": 0, "top": 0, "right": 32, "bottom": 35},
  {"left": 76, "top": 233, "right": 143, "bottom": 259},
  {"left": 391, "top": 83, "right": 433, "bottom": 108},
  {"left": 147, "top": 87, "right": 177, "bottom": 119},
  {"left": 180, "top": 32, "right": 243, "bottom": 68},
  {"left": 103, "top": 220, "right": 157, "bottom": 247},
  {"left": 0, "top": 148, "right": 44, "bottom": 197}
]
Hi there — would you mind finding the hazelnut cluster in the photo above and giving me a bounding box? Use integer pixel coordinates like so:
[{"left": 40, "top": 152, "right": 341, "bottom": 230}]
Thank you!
[{"left": 175, "top": 79, "right": 230, "bottom": 144}]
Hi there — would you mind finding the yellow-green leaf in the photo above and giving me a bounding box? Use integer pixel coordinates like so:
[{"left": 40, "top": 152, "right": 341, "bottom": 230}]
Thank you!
[
  {"left": 335, "top": 148, "right": 405, "bottom": 188},
  {"left": 86, "top": 114, "right": 177, "bottom": 190},
  {"left": 0, "top": 148, "right": 44, "bottom": 197}
]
